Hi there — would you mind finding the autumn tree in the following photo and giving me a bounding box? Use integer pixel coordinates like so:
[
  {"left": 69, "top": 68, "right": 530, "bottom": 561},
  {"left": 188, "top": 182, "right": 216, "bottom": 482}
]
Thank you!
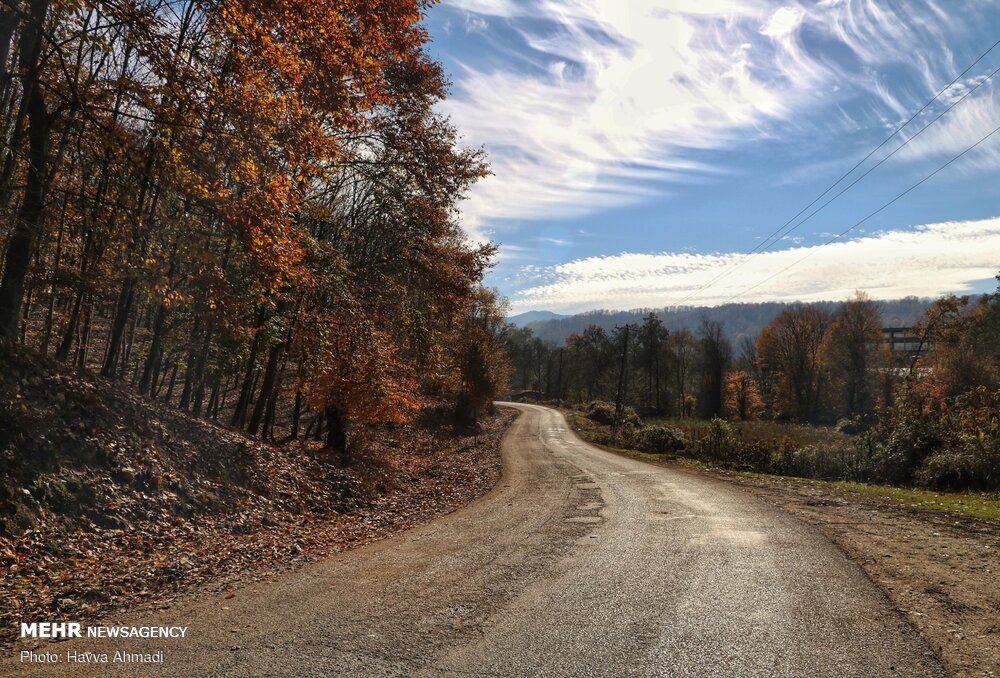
[
  {"left": 454, "top": 288, "right": 511, "bottom": 425},
  {"left": 909, "top": 295, "right": 999, "bottom": 400},
  {"left": 725, "top": 370, "right": 762, "bottom": 420},
  {"left": 823, "top": 292, "right": 885, "bottom": 418},
  {"left": 757, "top": 307, "right": 830, "bottom": 422},
  {"left": 0, "top": 0, "right": 498, "bottom": 454},
  {"left": 0, "top": 0, "right": 52, "bottom": 340}
]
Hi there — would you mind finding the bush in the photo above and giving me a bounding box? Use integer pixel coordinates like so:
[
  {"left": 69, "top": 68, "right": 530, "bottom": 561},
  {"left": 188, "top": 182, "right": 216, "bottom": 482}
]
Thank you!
[
  {"left": 854, "top": 403, "right": 944, "bottom": 485},
  {"left": 791, "top": 442, "right": 858, "bottom": 480},
  {"left": 836, "top": 417, "right": 866, "bottom": 435},
  {"left": 585, "top": 401, "right": 641, "bottom": 427},
  {"left": 640, "top": 426, "right": 687, "bottom": 454},
  {"left": 918, "top": 435, "right": 1000, "bottom": 492},
  {"left": 584, "top": 401, "right": 616, "bottom": 425},
  {"left": 699, "top": 417, "right": 735, "bottom": 460},
  {"left": 918, "top": 452, "right": 981, "bottom": 491}
]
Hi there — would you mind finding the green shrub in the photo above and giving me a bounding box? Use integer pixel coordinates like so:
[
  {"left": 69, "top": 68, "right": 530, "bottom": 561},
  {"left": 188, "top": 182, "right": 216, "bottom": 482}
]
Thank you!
[
  {"left": 918, "top": 434, "right": 1000, "bottom": 492},
  {"left": 699, "top": 417, "right": 734, "bottom": 460},
  {"left": 585, "top": 401, "right": 641, "bottom": 427},
  {"left": 918, "top": 452, "right": 980, "bottom": 491},
  {"left": 640, "top": 425, "right": 687, "bottom": 454}
]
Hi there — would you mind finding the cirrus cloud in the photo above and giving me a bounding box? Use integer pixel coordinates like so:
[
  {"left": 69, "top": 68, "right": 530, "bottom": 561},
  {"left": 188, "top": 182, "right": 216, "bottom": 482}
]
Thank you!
[{"left": 439, "top": 0, "right": 986, "bottom": 238}]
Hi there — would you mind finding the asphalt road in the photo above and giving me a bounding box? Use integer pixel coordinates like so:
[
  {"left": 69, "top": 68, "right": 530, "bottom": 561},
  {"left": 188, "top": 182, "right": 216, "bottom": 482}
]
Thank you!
[{"left": 7, "top": 403, "right": 943, "bottom": 677}]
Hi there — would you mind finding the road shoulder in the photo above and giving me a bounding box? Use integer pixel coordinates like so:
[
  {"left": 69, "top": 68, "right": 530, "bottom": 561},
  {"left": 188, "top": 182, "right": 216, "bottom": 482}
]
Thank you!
[{"left": 714, "top": 472, "right": 999, "bottom": 678}]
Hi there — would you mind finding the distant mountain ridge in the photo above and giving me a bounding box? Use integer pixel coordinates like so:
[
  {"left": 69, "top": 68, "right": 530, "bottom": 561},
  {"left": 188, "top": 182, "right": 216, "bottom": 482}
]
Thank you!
[
  {"left": 517, "top": 298, "right": 934, "bottom": 345},
  {"left": 507, "top": 310, "right": 569, "bottom": 327}
]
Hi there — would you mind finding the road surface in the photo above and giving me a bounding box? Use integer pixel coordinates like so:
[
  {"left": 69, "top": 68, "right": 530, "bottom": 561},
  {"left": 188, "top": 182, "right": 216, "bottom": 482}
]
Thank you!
[{"left": 6, "top": 403, "right": 943, "bottom": 677}]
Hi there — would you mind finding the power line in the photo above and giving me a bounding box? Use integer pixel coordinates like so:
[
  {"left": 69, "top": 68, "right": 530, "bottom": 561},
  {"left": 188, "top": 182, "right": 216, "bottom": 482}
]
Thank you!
[
  {"left": 718, "top": 121, "right": 1000, "bottom": 306},
  {"left": 680, "top": 59, "right": 1000, "bottom": 303},
  {"left": 667, "top": 37, "right": 1000, "bottom": 308}
]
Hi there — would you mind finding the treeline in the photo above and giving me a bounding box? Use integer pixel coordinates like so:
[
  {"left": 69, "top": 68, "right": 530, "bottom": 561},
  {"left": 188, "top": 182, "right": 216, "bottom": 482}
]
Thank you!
[
  {"left": 510, "top": 285, "right": 1000, "bottom": 490},
  {"left": 0, "top": 0, "right": 509, "bottom": 450},
  {"left": 509, "top": 293, "right": 891, "bottom": 423},
  {"left": 523, "top": 298, "right": 931, "bottom": 346}
]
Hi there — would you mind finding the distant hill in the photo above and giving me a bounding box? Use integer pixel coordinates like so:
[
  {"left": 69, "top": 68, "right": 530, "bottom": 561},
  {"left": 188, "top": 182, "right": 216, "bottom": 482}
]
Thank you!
[
  {"left": 523, "top": 298, "right": 933, "bottom": 345},
  {"left": 507, "top": 310, "right": 569, "bottom": 327}
]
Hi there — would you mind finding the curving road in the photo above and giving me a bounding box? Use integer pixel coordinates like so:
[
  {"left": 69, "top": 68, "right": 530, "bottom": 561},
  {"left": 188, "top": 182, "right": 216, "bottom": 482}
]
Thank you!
[{"left": 7, "top": 404, "right": 943, "bottom": 677}]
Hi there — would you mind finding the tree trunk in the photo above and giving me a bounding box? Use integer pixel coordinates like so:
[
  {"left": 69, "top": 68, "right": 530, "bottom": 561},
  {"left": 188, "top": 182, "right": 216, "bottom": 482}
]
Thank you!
[
  {"left": 206, "top": 371, "right": 222, "bottom": 420},
  {"left": 122, "top": 307, "right": 139, "bottom": 381},
  {"left": 231, "top": 306, "right": 267, "bottom": 427},
  {"left": 39, "top": 202, "right": 69, "bottom": 355},
  {"left": 248, "top": 342, "right": 281, "bottom": 436},
  {"left": 163, "top": 360, "right": 179, "bottom": 403},
  {"left": 191, "top": 322, "right": 214, "bottom": 416},
  {"left": 556, "top": 349, "right": 563, "bottom": 402},
  {"left": 75, "top": 294, "right": 92, "bottom": 369},
  {"left": 101, "top": 276, "right": 135, "bottom": 377},
  {"left": 0, "top": 0, "right": 50, "bottom": 341},
  {"left": 55, "top": 286, "right": 84, "bottom": 362},
  {"left": 613, "top": 326, "right": 629, "bottom": 428},
  {"left": 0, "top": 8, "right": 17, "bottom": 97},
  {"left": 325, "top": 405, "right": 347, "bottom": 452}
]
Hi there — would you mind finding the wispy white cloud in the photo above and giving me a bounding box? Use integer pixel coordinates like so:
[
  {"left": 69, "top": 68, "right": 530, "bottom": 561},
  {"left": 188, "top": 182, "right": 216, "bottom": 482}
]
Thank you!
[
  {"left": 508, "top": 216, "right": 1000, "bottom": 312},
  {"left": 896, "top": 85, "right": 1000, "bottom": 169},
  {"left": 440, "top": 0, "right": 981, "bottom": 238}
]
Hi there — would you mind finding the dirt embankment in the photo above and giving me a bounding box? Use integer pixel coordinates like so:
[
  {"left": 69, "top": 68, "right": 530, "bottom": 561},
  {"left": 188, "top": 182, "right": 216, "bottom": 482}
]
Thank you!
[
  {"left": 0, "top": 345, "right": 513, "bottom": 645},
  {"left": 706, "top": 472, "right": 1000, "bottom": 678}
]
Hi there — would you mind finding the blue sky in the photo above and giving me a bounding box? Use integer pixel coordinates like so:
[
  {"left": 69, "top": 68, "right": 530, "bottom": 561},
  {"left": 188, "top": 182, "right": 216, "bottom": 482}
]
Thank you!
[{"left": 423, "top": 0, "right": 1000, "bottom": 313}]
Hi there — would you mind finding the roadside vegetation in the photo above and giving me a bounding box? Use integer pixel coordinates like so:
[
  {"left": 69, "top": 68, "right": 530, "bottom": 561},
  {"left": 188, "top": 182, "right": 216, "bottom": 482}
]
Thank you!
[
  {"left": 509, "top": 282, "right": 1000, "bottom": 494},
  {"left": 570, "top": 410, "right": 1000, "bottom": 523},
  {"left": 0, "top": 0, "right": 516, "bottom": 633}
]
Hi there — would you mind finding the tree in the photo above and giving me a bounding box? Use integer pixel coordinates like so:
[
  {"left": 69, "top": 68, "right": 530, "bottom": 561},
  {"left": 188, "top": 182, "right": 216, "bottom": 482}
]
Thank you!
[
  {"left": 698, "top": 318, "right": 731, "bottom": 419},
  {"left": 455, "top": 288, "right": 510, "bottom": 426},
  {"left": 565, "top": 325, "right": 613, "bottom": 402},
  {"left": 757, "top": 307, "right": 830, "bottom": 422},
  {"left": 0, "top": 0, "right": 51, "bottom": 340},
  {"left": 725, "top": 370, "right": 762, "bottom": 420},
  {"left": 638, "top": 312, "right": 667, "bottom": 412},
  {"left": 824, "top": 292, "right": 885, "bottom": 417},
  {"left": 664, "top": 330, "right": 698, "bottom": 418},
  {"left": 0, "top": 0, "right": 497, "bottom": 454},
  {"left": 506, "top": 325, "right": 551, "bottom": 392},
  {"left": 611, "top": 324, "right": 637, "bottom": 428},
  {"left": 911, "top": 295, "right": 998, "bottom": 400}
]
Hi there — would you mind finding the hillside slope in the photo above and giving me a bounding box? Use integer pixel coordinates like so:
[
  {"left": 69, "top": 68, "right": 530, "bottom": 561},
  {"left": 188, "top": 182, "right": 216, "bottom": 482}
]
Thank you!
[{"left": 0, "top": 345, "right": 511, "bottom": 642}]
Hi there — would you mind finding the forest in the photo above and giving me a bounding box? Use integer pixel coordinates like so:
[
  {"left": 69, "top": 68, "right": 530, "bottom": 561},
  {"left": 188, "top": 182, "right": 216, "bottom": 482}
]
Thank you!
[
  {"left": 0, "top": 0, "right": 510, "bottom": 451},
  {"left": 507, "top": 288, "right": 1000, "bottom": 492}
]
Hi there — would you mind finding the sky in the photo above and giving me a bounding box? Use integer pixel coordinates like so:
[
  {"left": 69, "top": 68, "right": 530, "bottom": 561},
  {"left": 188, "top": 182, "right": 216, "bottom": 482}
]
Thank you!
[{"left": 423, "top": 0, "right": 1000, "bottom": 314}]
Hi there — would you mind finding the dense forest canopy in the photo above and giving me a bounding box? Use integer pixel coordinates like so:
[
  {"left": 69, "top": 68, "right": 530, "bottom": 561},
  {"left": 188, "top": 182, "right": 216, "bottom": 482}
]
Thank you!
[{"left": 0, "top": 0, "right": 509, "bottom": 450}]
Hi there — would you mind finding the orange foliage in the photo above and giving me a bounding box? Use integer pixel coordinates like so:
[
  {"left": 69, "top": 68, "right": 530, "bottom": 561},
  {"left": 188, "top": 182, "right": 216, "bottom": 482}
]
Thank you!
[
  {"left": 305, "top": 320, "right": 424, "bottom": 425},
  {"left": 725, "top": 370, "right": 762, "bottom": 420}
]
